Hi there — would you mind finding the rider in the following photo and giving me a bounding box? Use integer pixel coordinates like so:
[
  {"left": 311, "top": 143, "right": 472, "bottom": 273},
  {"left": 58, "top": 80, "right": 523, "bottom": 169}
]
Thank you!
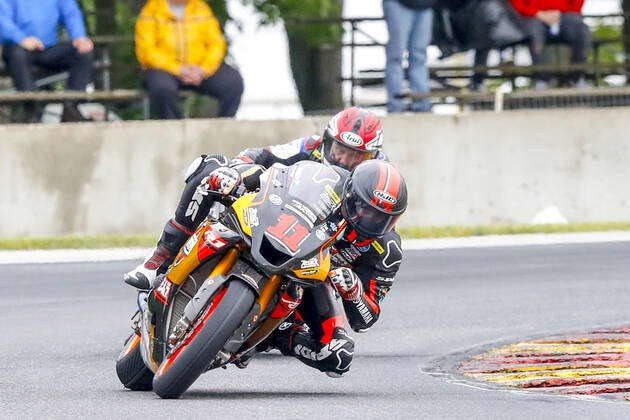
[
  {"left": 124, "top": 106, "right": 386, "bottom": 288},
  {"left": 270, "top": 159, "right": 407, "bottom": 377},
  {"left": 123, "top": 107, "right": 406, "bottom": 377}
]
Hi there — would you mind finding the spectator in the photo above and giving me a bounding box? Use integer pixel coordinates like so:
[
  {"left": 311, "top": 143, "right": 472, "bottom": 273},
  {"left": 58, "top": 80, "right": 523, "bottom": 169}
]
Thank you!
[
  {"left": 135, "top": 0, "right": 244, "bottom": 119},
  {"left": 383, "top": 0, "right": 436, "bottom": 113},
  {"left": 0, "top": 0, "right": 94, "bottom": 122},
  {"left": 433, "top": 0, "right": 525, "bottom": 92},
  {"left": 510, "top": 0, "right": 592, "bottom": 89}
]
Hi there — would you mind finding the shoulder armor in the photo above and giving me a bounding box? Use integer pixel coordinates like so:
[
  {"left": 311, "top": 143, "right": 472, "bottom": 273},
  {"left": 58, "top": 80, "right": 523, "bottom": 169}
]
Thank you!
[{"left": 372, "top": 231, "right": 402, "bottom": 271}]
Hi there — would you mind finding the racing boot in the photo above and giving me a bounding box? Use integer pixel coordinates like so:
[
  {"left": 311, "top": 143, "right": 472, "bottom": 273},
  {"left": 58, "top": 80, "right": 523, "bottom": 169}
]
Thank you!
[{"left": 123, "top": 219, "right": 192, "bottom": 289}]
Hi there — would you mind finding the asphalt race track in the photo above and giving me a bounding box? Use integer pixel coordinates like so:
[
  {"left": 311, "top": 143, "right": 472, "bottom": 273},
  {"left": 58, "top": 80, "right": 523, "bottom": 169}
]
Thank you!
[{"left": 2, "top": 242, "right": 630, "bottom": 419}]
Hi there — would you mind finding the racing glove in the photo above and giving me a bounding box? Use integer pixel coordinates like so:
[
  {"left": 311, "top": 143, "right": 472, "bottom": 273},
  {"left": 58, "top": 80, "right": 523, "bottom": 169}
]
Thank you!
[
  {"left": 202, "top": 167, "right": 241, "bottom": 196},
  {"left": 329, "top": 267, "right": 363, "bottom": 301}
]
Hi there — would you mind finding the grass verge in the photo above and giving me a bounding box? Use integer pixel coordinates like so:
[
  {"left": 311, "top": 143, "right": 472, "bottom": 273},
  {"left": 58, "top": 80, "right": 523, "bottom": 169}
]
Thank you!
[
  {"left": 0, "top": 234, "right": 157, "bottom": 250},
  {"left": 398, "top": 222, "right": 630, "bottom": 239},
  {"left": 1, "top": 222, "right": 630, "bottom": 250}
]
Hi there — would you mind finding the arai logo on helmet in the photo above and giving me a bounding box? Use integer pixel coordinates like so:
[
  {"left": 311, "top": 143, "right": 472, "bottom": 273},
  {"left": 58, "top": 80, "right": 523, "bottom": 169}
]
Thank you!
[
  {"left": 373, "top": 190, "right": 396, "bottom": 204},
  {"left": 340, "top": 132, "right": 364, "bottom": 147}
]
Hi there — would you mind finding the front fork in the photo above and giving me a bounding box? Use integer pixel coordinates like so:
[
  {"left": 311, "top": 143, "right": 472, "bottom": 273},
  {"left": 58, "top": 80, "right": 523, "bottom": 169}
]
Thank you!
[
  {"left": 138, "top": 236, "right": 241, "bottom": 373},
  {"left": 230, "top": 277, "right": 304, "bottom": 362}
]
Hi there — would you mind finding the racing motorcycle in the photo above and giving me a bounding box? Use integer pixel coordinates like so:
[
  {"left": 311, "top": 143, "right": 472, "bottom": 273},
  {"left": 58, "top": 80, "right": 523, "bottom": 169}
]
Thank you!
[{"left": 115, "top": 161, "right": 349, "bottom": 399}]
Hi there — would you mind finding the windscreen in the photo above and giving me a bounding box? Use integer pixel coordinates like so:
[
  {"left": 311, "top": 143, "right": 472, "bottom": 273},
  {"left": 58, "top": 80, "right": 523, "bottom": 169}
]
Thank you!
[{"left": 247, "top": 161, "right": 348, "bottom": 272}]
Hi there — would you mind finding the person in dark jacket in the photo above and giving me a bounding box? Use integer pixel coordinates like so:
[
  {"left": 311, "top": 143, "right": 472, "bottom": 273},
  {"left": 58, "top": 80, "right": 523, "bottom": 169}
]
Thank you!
[
  {"left": 0, "top": 0, "right": 94, "bottom": 122},
  {"left": 510, "top": 0, "right": 591, "bottom": 88},
  {"left": 433, "top": 0, "right": 525, "bottom": 91},
  {"left": 383, "top": 0, "right": 436, "bottom": 113}
]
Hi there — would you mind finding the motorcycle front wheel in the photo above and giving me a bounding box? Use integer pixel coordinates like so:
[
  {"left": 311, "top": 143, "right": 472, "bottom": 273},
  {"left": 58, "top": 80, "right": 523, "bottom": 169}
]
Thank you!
[
  {"left": 152, "top": 280, "right": 255, "bottom": 399},
  {"left": 115, "top": 332, "right": 154, "bottom": 391}
]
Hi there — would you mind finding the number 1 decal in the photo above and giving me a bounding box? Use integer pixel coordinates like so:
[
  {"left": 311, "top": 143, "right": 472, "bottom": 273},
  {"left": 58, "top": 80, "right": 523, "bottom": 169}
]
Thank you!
[{"left": 267, "top": 213, "right": 309, "bottom": 253}]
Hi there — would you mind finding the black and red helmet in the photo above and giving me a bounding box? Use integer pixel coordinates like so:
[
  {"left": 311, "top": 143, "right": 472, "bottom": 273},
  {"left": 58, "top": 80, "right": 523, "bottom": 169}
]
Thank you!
[
  {"left": 341, "top": 160, "right": 407, "bottom": 238},
  {"left": 322, "top": 107, "right": 384, "bottom": 171}
]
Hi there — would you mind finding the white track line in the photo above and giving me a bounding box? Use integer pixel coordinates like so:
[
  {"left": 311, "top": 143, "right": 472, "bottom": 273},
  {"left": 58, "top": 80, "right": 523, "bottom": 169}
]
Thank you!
[
  {"left": 1, "top": 231, "right": 630, "bottom": 265},
  {"left": 0, "top": 247, "right": 151, "bottom": 265}
]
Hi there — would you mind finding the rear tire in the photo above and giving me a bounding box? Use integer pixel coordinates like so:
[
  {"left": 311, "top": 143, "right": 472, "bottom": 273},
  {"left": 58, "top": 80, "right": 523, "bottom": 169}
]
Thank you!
[
  {"left": 152, "top": 281, "right": 255, "bottom": 399},
  {"left": 115, "top": 332, "right": 154, "bottom": 391}
]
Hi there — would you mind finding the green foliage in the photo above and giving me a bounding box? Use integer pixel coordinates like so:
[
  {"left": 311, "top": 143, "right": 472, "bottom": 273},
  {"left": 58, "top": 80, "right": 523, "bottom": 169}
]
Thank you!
[
  {"left": 207, "top": 0, "right": 231, "bottom": 26},
  {"left": 244, "top": 0, "right": 344, "bottom": 47},
  {"left": 0, "top": 234, "right": 158, "bottom": 250},
  {"left": 591, "top": 24, "right": 623, "bottom": 65}
]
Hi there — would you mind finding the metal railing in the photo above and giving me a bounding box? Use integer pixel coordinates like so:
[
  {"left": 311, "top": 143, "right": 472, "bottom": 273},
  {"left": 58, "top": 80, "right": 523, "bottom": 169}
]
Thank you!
[
  {"left": 303, "top": 13, "right": 630, "bottom": 108},
  {"left": 403, "top": 86, "right": 630, "bottom": 112}
]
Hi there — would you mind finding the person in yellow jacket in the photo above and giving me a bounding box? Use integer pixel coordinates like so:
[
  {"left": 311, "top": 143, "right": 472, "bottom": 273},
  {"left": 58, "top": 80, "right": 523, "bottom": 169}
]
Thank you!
[{"left": 135, "top": 0, "right": 243, "bottom": 118}]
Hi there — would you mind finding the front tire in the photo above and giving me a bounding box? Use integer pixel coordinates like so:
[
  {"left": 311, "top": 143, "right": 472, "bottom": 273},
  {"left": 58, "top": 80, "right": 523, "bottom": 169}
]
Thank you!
[
  {"left": 115, "top": 332, "right": 154, "bottom": 391},
  {"left": 152, "top": 280, "right": 255, "bottom": 399}
]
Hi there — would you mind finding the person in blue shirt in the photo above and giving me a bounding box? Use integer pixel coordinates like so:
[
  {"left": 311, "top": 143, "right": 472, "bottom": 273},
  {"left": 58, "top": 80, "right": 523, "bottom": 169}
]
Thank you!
[{"left": 0, "top": 0, "right": 94, "bottom": 122}]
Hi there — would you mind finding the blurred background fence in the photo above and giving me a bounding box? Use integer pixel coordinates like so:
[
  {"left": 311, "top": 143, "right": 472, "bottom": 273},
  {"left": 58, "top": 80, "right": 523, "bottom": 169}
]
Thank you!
[{"left": 3, "top": 2, "right": 630, "bottom": 120}]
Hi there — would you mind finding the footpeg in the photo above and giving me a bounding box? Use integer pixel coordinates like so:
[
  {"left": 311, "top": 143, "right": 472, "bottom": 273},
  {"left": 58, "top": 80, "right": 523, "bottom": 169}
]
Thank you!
[{"left": 123, "top": 272, "right": 151, "bottom": 290}]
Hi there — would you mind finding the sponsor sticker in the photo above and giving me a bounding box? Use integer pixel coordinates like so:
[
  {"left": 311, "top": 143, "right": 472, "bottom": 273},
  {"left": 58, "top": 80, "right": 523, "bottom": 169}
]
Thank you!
[
  {"left": 286, "top": 204, "right": 313, "bottom": 228},
  {"left": 373, "top": 190, "right": 397, "bottom": 204},
  {"left": 356, "top": 244, "right": 371, "bottom": 253},
  {"left": 281, "top": 296, "right": 301, "bottom": 310},
  {"left": 242, "top": 207, "right": 250, "bottom": 226},
  {"left": 204, "top": 229, "right": 227, "bottom": 249},
  {"left": 278, "top": 322, "right": 293, "bottom": 331},
  {"left": 248, "top": 208, "right": 259, "bottom": 227},
  {"left": 291, "top": 200, "right": 317, "bottom": 224},
  {"left": 325, "top": 185, "right": 341, "bottom": 204},
  {"left": 341, "top": 247, "right": 360, "bottom": 262},
  {"left": 372, "top": 241, "right": 385, "bottom": 254},
  {"left": 298, "top": 268, "right": 319, "bottom": 276},
  {"left": 269, "top": 194, "right": 282, "bottom": 206},
  {"left": 319, "top": 192, "right": 339, "bottom": 211},
  {"left": 340, "top": 131, "right": 364, "bottom": 147},
  {"left": 316, "top": 227, "right": 327, "bottom": 241},
  {"left": 156, "top": 278, "right": 173, "bottom": 301},
  {"left": 300, "top": 257, "right": 319, "bottom": 269},
  {"left": 182, "top": 233, "right": 199, "bottom": 256}
]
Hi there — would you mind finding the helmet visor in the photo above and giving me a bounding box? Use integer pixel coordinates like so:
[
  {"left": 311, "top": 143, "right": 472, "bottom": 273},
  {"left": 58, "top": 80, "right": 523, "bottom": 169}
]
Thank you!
[
  {"left": 344, "top": 193, "right": 399, "bottom": 238},
  {"left": 323, "top": 133, "right": 377, "bottom": 171}
]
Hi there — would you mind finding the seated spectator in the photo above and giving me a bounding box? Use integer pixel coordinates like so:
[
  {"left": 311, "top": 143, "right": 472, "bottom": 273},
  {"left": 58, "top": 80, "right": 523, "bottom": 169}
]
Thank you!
[
  {"left": 433, "top": 0, "right": 525, "bottom": 91},
  {"left": 510, "top": 0, "right": 592, "bottom": 89},
  {"left": 135, "top": 0, "right": 244, "bottom": 119},
  {"left": 383, "top": 0, "right": 436, "bottom": 113},
  {"left": 0, "top": 0, "right": 94, "bottom": 122}
]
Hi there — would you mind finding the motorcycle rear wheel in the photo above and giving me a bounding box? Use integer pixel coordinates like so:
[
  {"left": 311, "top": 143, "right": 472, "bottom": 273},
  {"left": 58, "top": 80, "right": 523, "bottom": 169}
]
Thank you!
[
  {"left": 115, "top": 332, "right": 154, "bottom": 391},
  {"left": 152, "top": 280, "right": 255, "bottom": 399}
]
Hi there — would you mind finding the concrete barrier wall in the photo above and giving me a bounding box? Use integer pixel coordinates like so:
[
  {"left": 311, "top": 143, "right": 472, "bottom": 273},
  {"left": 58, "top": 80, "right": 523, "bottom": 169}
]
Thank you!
[{"left": 1, "top": 107, "right": 629, "bottom": 238}]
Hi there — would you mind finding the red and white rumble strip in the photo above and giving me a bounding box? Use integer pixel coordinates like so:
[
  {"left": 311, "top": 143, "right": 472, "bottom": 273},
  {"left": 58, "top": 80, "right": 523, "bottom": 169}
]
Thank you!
[{"left": 2, "top": 231, "right": 630, "bottom": 265}]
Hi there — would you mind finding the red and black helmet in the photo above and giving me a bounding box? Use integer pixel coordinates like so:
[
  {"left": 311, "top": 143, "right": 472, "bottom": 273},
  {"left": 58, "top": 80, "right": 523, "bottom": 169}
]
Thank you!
[
  {"left": 341, "top": 160, "right": 407, "bottom": 238},
  {"left": 322, "top": 107, "right": 384, "bottom": 171}
]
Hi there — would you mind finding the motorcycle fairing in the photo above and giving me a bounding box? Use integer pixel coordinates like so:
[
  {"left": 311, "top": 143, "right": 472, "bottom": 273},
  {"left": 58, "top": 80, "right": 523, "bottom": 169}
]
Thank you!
[
  {"left": 233, "top": 161, "right": 348, "bottom": 277},
  {"left": 166, "top": 221, "right": 241, "bottom": 286}
]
